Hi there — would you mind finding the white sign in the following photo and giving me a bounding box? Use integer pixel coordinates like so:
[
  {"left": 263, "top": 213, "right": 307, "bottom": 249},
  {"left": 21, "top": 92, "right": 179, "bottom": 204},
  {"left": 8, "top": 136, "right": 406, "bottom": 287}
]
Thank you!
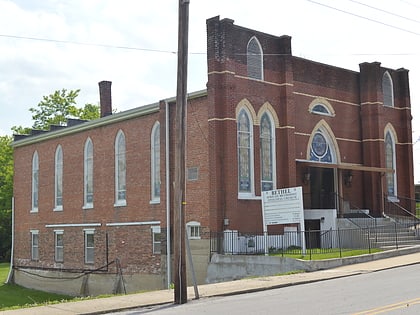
[{"left": 261, "top": 187, "right": 304, "bottom": 225}]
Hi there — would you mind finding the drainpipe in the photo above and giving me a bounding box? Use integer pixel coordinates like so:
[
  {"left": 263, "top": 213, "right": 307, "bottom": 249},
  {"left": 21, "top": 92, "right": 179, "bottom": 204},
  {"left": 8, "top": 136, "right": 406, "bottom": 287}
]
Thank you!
[
  {"left": 6, "top": 197, "right": 14, "bottom": 284},
  {"left": 165, "top": 100, "right": 171, "bottom": 289}
]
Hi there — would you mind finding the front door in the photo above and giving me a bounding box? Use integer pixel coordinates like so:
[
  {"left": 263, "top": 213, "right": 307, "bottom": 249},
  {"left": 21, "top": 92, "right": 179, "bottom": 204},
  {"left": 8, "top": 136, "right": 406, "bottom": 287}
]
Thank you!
[{"left": 310, "top": 167, "right": 335, "bottom": 209}]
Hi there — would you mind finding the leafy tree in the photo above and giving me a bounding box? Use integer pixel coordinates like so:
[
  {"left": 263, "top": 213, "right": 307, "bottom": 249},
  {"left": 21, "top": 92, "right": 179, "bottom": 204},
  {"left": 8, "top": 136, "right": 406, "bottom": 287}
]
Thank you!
[
  {"left": 28, "top": 89, "right": 99, "bottom": 130},
  {"left": 0, "top": 136, "right": 13, "bottom": 262},
  {"left": 0, "top": 209, "right": 11, "bottom": 262},
  {"left": 0, "top": 135, "right": 13, "bottom": 210}
]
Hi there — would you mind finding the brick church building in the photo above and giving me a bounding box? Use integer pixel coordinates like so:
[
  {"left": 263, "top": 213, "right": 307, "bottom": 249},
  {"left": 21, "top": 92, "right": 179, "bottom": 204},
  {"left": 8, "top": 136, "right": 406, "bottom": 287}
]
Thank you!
[{"left": 12, "top": 16, "right": 415, "bottom": 295}]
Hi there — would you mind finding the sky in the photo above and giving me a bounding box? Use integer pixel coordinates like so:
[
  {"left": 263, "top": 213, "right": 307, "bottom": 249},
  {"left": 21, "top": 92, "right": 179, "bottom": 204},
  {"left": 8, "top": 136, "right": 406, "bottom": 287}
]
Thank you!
[{"left": 0, "top": 0, "right": 419, "bottom": 183}]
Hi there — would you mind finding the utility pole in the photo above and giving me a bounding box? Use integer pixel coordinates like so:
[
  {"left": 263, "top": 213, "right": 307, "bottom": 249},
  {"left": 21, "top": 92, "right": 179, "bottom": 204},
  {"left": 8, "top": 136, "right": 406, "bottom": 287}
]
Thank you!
[{"left": 173, "top": 0, "right": 189, "bottom": 305}]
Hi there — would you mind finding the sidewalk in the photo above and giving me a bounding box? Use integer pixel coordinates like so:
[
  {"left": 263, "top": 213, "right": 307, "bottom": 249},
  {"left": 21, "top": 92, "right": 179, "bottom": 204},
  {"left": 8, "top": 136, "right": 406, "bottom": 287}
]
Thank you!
[{"left": 3, "top": 250, "right": 420, "bottom": 315}]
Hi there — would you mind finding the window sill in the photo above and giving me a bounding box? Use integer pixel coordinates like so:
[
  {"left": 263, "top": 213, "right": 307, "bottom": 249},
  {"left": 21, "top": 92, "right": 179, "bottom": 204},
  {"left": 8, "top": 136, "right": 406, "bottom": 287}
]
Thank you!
[
  {"left": 114, "top": 201, "right": 127, "bottom": 208},
  {"left": 30, "top": 209, "right": 39, "bottom": 213},
  {"left": 238, "top": 194, "right": 261, "bottom": 200},
  {"left": 83, "top": 204, "right": 94, "bottom": 210},
  {"left": 387, "top": 196, "right": 400, "bottom": 202},
  {"left": 53, "top": 206, "right": 63, "bottom": 212},
  {"left": 150, "top": 199, "right": 160, "bottom": 205}
]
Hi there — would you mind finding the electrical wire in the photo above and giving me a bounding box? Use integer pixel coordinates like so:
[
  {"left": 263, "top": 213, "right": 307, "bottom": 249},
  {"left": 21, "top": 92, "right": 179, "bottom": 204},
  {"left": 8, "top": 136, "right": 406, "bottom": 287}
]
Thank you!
[{"left": 306, "top": 0, "right": 420, "bottom": 36}]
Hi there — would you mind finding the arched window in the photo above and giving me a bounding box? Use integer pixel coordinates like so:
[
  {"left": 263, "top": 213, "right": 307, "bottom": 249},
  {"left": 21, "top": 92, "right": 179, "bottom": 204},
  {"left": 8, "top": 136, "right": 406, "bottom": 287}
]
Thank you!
[
  {"left": 310, "top": 129, "right": 335, "bottom": 163},
  {"left": 151, "top": 122, "right": 160, "bottom": 202},
  {"left": 382, "top": 71, "right": 394, "bottom": 107},
  {"left": 84, "top": 138, "right": 94, "bottom": 208},
  {"left": 385, "top": 131, "right": 397, "bottom": 197},
  {"left": 32, "top": 151, "right": 39, "bottom": 212},
  {"left": 247, "top": 37, "right": 263, "bottom": 80},
  {"left": 260, "top": 112, "right": 276, "bottom": 191},
  {"left": 115, "top": 130, "right": 126, "bottom": 206},
  {"left": 237, "top": 108, "right": 254, "bottom": 195},
  {"left": 54, "top": 145, "right": 63, "bottom": 210}
]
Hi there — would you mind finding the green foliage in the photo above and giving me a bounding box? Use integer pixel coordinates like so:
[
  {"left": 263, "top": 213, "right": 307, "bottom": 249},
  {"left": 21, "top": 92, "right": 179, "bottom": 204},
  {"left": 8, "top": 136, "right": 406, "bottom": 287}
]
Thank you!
[
  {"left": 0, "top": 136, "right": 13, "bottom": 210},
  {"left": 12, "top": 89, "right": 100, "bottom": 133},
  {"left": 0, "top": 210, "right": 11, "bottom": 262},
  {"left": 0, "top": 263, "right": 72, "bottom": 310}
]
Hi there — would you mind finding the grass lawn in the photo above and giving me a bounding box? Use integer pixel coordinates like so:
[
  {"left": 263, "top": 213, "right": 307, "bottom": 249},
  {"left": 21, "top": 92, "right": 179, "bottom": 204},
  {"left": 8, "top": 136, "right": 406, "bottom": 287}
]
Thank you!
[
  {"left": 272, "top": 248, "right": 383, "bottom": 260},
  {"left": 0, "top": 263, "right": 73, "bottom": 310}
]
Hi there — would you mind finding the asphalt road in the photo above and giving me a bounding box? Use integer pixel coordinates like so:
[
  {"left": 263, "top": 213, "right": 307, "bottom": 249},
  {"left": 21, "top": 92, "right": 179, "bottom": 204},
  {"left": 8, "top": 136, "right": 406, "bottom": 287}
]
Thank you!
[{"left": 110, "top": 263, "right": 420, "bottom": 315}]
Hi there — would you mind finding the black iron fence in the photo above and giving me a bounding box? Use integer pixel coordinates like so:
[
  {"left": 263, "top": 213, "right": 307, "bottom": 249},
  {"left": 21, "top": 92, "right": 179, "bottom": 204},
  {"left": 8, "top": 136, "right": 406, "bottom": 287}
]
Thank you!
[{"left": 210, "top": 224, "right": 420, "bottom": 259}]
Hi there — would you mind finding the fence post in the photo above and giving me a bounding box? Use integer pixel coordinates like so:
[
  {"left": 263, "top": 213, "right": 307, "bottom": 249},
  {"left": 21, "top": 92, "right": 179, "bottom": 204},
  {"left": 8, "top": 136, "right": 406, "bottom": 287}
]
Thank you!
[
  {"left": 338, "top": 228, "right": 342, "bottom": 258},
  {"left": 367, "top": 227, "right": 371, "bottom": 254},
  {"left": 394, "top": 222, "right": 399, "bottom": 250},
  {"left": 308, "top": 230, "right": 312, "bottom": 260}
]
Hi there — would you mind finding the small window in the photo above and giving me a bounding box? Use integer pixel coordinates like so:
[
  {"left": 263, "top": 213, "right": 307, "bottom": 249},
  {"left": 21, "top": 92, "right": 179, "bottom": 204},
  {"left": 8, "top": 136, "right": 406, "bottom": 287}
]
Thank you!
[
  {"left": 151, "top": 226, "right": 161, "bottom": 254},
  {"left": 31, "top": 230, "right": 39, "bottom": 260},
  {"left": 187, "top": 221, "right": 201, "bottom": 240},
  {"left": 54, "top": 230, "right": 64, "bottom": 262},
  {"left": 84, "top": 230, "right": 95, "bottom": 264},
  {"left": 187, "top": 167, "right": 198, "bottom": 181},
  {"left": 312, "top": 104, "right": 329, "bottom": 114}
]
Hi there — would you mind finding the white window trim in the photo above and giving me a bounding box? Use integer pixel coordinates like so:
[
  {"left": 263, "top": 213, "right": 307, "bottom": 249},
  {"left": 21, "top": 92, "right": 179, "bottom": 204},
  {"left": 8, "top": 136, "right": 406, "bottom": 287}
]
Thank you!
[
  {"left": 385, "top": 130, "right": 398, "bottom": 199},
  {"left": 151, "top": 226, "right": 161, "bottom": 254},
  {"left": 150, "top": 122, "right": 161, "bottom": 203},
  {"left": 114, "top": 130, "right": 127, "bottom": 207},
  {"left": 84, "top": 229, "right": 95, "bottom": 264},
  {"left": 237, "top": 108, "right": 255, "bottom": 199},
  {"left": 83, "top": 138, "right": 94, "bottom": 209},
  {"left": 247, "top": 36, "right": 264, "bottom": 80},
  {"left": 260, "top": 111, "right": 276, "bottom": 192},
  {"left": 54, "top": 145, "right": 63, "bottom": 211},
  {"left": 31, "top": 151, "right": 39, "bottom": 213},
  {"left": 186, "top": 221, "right": 201, "bottom": 240},
  {"left": 30, "top": 229, "right": 39, "bottom": 260},
  {"left": 54, "top": 230, "right": 64, "bottom": 262}
]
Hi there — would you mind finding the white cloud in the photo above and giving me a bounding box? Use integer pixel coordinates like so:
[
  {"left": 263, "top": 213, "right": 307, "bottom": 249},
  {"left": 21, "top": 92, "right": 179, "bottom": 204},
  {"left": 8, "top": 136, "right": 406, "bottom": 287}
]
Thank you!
[{"left": 0, "top": 0, "right": 419, "bottom": 183}]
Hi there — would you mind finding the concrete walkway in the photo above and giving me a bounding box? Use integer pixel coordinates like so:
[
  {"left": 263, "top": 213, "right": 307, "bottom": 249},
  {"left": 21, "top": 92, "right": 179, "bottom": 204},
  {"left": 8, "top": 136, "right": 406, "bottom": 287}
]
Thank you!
[{"left": 3, "top": 250, "right": 420, "bottom": 315}]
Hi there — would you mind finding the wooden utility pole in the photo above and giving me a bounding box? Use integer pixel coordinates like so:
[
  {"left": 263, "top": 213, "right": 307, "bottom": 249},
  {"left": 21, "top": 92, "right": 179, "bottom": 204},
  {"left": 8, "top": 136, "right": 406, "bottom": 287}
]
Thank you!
[{"left": 173, "top": 0, "right": 189, "bottom": 305}]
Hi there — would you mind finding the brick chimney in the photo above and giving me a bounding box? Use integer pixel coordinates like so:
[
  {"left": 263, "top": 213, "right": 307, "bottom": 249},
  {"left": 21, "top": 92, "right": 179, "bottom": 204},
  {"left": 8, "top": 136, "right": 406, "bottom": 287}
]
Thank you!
[{"left": 98, "top": 81, "right": 112, "bottom": 117}]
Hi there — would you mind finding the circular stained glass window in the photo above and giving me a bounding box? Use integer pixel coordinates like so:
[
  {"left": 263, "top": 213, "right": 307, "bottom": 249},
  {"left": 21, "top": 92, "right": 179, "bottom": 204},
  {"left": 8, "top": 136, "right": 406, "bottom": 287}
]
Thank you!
[{"left": 312, "top": 133, "right": 327, "bottom": 157}]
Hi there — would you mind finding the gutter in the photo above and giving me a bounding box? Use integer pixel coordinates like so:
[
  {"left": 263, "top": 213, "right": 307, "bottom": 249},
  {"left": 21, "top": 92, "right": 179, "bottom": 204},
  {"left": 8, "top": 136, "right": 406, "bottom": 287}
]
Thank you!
[{"left": 6, "top": 197, "right": 14, "bottom": 284}]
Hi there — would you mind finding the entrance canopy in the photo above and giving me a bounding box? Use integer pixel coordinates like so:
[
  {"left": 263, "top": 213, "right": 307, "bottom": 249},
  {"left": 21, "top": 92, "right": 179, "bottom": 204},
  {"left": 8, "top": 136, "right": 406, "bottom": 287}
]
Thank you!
[{"left": 295, "top": 159, "right": 394, "bottom": 173}]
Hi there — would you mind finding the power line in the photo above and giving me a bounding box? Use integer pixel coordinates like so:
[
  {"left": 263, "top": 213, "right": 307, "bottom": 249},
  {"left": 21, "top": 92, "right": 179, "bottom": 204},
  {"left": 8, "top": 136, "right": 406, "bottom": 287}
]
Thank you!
[
  {"left": 348, "top": 0, "right": 420, "bottom": 25},
  {"left": 306, "top": 0, "right": 420, "bottom": 36},
  {"left": 0, "top": 33, "right": 206, "bottom": 55}
]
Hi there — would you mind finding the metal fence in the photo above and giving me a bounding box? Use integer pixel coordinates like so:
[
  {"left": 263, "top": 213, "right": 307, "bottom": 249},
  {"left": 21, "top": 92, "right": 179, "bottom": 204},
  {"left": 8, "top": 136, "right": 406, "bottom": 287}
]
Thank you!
[{"left": 210, "top": 224, "right": 420, "bottom": 259}]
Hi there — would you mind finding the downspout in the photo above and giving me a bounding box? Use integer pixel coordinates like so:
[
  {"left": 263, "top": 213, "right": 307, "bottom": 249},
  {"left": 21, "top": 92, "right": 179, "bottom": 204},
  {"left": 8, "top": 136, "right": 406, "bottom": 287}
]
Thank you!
[
  {"left": 6, "top": 197, "right": 14, "bottom": 284},
  {"left": 165, "top": 100, "right": 171, "bottom": 288}
]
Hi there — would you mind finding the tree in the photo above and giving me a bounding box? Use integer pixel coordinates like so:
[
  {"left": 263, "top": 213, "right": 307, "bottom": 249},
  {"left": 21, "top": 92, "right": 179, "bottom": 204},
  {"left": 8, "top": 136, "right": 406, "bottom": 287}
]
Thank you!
[
  {"left": 27, "top": 89, "right": 100, "bottom": 131},
  {"left": 0, "top": 136, "right": 13, "bottom": 262},
  {"left": 0, "top": 135, "right": 13, "bottom": 210}
]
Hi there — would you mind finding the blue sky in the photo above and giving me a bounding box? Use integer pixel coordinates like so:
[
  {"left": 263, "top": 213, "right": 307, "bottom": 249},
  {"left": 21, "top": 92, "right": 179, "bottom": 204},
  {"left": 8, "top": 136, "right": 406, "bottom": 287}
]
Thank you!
[{"left": 0, "top": 0, "right": 419, "bottom": 182}]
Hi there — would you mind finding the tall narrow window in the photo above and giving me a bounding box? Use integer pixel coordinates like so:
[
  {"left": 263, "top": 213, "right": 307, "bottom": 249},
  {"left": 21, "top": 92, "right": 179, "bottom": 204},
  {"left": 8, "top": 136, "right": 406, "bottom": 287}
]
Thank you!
[
  {"left": 32, "top": 151, "right": 39, "bottom": 212},
  {"left": 31, "top": 230, "right": 39, "bottom": 260},
  {"left": 260, "top": 112, "right": 275, "bottom": 191},
  {"left": 54, "top": 145, "right": 63, "bottom": 210},
  {"left": 151, "top": 122, "right": 160, "bottom": 202},
  {"left": 237, "top": 108, "right": 254, "bottom": 195},
  {"left": 84, "top": 138, "right": 94, "bottom": 208},
  {"left": 247, "top": 36, "right": 263, "bottom": 80},
  {"left": 54, "top": 230, "right": 64, "bottom": 262},
  {"left": 382, "top": 71, "right": 394, "bottom": 107},
  {"left": 385, "top": 131, "right": 397, "bottom": 197},
  {"left": 84, "top": 229, "right": 95, "bottom": 264},
  {"left": 115, "top": 130, "right": 126, "bottom": 206}
]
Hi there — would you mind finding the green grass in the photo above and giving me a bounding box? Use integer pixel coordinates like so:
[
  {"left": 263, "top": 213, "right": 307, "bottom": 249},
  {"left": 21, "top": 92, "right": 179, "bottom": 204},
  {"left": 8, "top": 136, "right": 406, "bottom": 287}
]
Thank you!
[
  {"left": 0, "top": 263, "right": 73, "bottom": 310},
  {"left": 271, "top": 248, "right": 383, "bottom": 260}
]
